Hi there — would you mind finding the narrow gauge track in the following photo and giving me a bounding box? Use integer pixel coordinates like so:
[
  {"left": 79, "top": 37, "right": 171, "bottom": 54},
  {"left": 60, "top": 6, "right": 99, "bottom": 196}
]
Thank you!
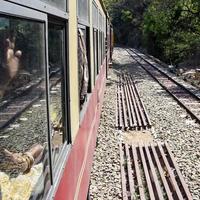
[
  {"left": 0, "top": 70, "right": 61, "bottom": 130},
  {"left": 127, "top": 48, "right": 200, "bottom": 124},
  {"left": 133, "top": 48, "right": 200, "bottom": 95}
]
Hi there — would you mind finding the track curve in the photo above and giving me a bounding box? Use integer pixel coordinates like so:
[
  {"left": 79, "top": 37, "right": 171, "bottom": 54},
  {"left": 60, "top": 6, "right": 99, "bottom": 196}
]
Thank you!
[{"left": 127, "top": 48, "right": 200, "bottom": 124}]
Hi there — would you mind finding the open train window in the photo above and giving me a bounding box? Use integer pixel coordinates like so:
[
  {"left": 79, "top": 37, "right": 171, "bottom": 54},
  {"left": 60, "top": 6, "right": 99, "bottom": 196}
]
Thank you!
[
  {"left": 0, "top": 3, "right": 51, "bottom": 200},
  {"left": 48, "top": 21, "right": 68, "bottom": 169},
  {"left": 78, "top": 26, "right": 90, "bottom": 110}
]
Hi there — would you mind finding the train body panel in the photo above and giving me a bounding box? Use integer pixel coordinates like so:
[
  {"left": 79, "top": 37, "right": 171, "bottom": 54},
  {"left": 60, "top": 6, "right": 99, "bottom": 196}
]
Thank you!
[
  {"left": 55, "top": 57, "right": 107, "bottom": 200},
  {"left": 68, "top": 0, "right": 79, "bottom": 142}
]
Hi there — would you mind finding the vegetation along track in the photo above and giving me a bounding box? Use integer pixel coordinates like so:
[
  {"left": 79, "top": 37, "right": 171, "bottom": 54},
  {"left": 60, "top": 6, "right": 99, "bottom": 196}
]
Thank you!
[{"left": 126, "top": 48, "right": 200, "bottom": 124}]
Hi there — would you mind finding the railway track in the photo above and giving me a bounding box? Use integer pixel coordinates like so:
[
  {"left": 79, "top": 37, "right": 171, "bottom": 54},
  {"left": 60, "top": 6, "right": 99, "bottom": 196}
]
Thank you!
[
  {"left": 127, "top": 48, "right": 200, "bottom": 124},
  {"left": 133, "top": 49, "right": 200, "bottom": 96},
  {"left": 0, "top": 71, "right": 61, "bottom": 130}
]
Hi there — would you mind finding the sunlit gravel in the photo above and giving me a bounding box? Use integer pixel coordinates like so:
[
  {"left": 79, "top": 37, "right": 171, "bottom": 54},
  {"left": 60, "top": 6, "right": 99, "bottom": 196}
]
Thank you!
[{"left": 90, "top": 47, "right": 200, "bottom": 199}]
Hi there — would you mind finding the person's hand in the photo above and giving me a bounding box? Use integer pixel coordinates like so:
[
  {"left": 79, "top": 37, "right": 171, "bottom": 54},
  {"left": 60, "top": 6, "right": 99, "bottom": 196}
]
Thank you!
[{"left": 5, "top": 37, "right": 22, "bottom": 79}]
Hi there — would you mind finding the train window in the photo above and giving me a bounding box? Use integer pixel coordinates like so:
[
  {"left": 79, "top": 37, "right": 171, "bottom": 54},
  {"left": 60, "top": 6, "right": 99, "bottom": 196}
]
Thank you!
[
  {"left": 99, "top": 31, "right": 102, "bottom": 68},
  {"left": 99, "top": 12, "right": 102, "bottom": 67},
  {"left": 99, "top": 32, "right": 102, "bottom": 65},
  {"left": 78, "top": 27, "right": 89, "bottom": 110},
  {"left": 0, "top": 16, "right": 50, "bottom": 199},
  {"left": 41, "top": 0, "right": 67, "bottom": 11},
  {"left": 92, "top": 2, "right": 99, "bottom": 80},
  {"left": 48, "top": 22, "right": 67, "bottom": 166},
  {"left": 78, "top": 0, "right": 89, "bottom": 24},
  {"left": 93, "top": 29, "right": 98, "bottom": 79}
]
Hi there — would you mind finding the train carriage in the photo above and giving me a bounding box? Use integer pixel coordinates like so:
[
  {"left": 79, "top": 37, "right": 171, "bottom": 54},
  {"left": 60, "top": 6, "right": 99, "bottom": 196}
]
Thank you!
[{"left": 0, "top": 0, "right": 113, "bottom": 199}]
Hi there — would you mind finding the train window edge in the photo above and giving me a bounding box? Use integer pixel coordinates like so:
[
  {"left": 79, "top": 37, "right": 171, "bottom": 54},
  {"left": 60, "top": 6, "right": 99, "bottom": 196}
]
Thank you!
[
  {"left": 78, "top": 24, "right": 92, "bottom": 114},
  {"left": 0, "top": 2, "right": 71, "bottom": 200},
  {"left": 45, "top": 144, "right": 72, "bottom": 200},
  {"left": 79, "top": 93, "right": 92, "bottom": 124},
  {"left": 47, "top": 19, "right": 71, "bottom": 177},
  {"left": 0, "top": 0, "right": 47, "bottom": 21},
  {"left": 6, "top": 0, "right": 69, "bottom": 19},
  {"left": 0, "top": 7, "right": 51, "bottom": 200}
]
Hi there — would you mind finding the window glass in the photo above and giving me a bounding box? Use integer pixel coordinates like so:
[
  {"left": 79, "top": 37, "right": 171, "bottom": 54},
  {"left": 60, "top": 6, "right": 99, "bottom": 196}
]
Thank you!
[
  {"left": 99, "top": 13, "right": 102, "bottom": 66},
  {"left": 0, "top": 16, "right": 50, "bottom": 199},
  {"left": 78, "top": 0, "right": 89, "bottom": 23},
  {"left": 41, "top": 0, "right": 66, "bottom": 11},
  {"left": 92, "top": 3, "right": 98, "bottom": 28},
  {"left": 48, "top": 23, "right": 66, "bottom": 166},
  {"left": 93, "top": 29, "right": 98, "bottom": 80}
]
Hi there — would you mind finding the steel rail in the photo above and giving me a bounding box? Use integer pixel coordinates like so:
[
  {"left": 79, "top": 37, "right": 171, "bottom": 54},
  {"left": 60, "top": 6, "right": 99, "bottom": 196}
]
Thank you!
[
  {"left": 132, "top": 49, "right": 200, "bottom": 101},
  {"left": 126, "top": 49, "right": 200, "bottom": 124}
]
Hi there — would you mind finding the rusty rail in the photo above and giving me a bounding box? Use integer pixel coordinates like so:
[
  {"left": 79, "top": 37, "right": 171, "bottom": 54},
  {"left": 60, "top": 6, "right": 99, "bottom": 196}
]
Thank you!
[
  {"left": 116, "top": 74, "right": 151, "bottom": 130},
  {"left": 127, "top": 48, "right": 200, "bottom": 125},
  {"left": 120, "top": 142, "right": 193, "bottom": 200}
]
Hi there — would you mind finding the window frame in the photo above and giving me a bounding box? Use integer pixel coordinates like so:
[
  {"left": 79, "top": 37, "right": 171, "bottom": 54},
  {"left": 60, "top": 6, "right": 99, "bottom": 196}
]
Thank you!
[
  {"left": 77, "top": 0, "right": 90, "bottom": 26},
  {"left": 46, "top": 17, "right": 71, "bottom": 200},
  {"left": 0, "top": 1, "right": 71, "bottom": 199},
  {"left": 77, "top": 24, "right": 91, "bottom": 114},
  {"left": 98, "top": 11, "right": 102, "bottom": 69},
  {"left": 47, "top": 18, "right": 70, "bottom": 176},
  {"left": 92, "top": 2, "right": 98, "bottom": 29},
  {"left": 7, "top": 0, "right": 69, "bottom": 19},
  {"left": 0, "top": 0, "right": 54, "bottom": 195},
  {"left": 1, "top": 1, "right": 47, "bottom": 20},
  {"left": 93, "top": 28, "right": 98, "bottom": 82}
]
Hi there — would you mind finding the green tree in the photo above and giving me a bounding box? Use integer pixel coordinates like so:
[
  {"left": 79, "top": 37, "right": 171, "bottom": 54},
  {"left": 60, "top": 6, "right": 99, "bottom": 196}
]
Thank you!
[{"left": 143, "top": 0, "right": 200, "bottom": 64}]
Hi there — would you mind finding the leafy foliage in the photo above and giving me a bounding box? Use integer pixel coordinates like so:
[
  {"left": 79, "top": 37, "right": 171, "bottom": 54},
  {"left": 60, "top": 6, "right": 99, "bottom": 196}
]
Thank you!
[
  {"left": 104, "top": 0, "right": 151, "bottom": 46},
  {"left": 143, "top": 0, "right": 200, "bottom": 64},
  {"left": 104, "top": 0, "right": 200, "bottom": 66}
]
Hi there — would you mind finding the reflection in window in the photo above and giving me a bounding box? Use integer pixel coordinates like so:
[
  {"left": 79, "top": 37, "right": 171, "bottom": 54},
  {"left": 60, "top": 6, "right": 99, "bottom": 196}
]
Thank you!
[
  {"left": 48, "top": 23, "right": 66, "bottom": 165},
  {"left": 0, "top": 17, "right": 50, "bottom": 199},
  {"left": 93, "top": 29, "right": 98, "bottom": 79},
  {"left": 78, "top": 0, "right": 89, "bottom": 23},
  {"left": 92, "top": 2, "right": 98, "bottom": 28},
  {"left": 41, "top": 0, "right": 66, "bottom": 11}
]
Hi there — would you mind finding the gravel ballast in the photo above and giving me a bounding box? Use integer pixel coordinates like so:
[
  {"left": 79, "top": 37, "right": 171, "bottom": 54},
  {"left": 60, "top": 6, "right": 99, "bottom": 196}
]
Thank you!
[{"left": 90, "top": 47, "right": 200, "bottom": 199}]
